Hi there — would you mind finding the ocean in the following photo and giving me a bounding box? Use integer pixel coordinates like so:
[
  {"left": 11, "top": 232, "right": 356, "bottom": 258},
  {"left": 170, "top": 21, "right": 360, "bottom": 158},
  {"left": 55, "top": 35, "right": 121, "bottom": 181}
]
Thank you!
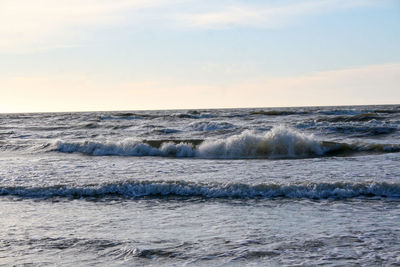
[{"left": 1, "top": 105, "right": 400, "bottom": 266}]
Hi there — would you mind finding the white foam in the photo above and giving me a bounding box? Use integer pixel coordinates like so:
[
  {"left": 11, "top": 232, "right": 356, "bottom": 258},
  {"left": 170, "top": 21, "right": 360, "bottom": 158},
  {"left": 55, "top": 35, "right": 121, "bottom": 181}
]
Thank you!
[
  {"left": 189, "top": 121, "right": 234, "bottom": 131},
  {"left": 53, "top": 126, "right": 400, "bottom": 158},
  {"left": 55, "top": 139, "right": 196, "bottom": 157},
  {"left": 1, "top": 181, "right": 399, "bottom": 199},
  {"left": 159, "top": 142, "right": 196, "bottom": 157},
  {"left": 54, "top": 126, "right": 323, "bottom": 159},
  {"left": 198, "top": 126, "right": 323, "bottom": 158}
]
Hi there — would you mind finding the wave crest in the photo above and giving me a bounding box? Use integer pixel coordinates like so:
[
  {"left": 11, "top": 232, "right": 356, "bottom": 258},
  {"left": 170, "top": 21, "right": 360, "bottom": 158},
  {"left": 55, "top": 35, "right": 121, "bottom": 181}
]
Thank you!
[
  {"left": 316, "top": 113, "right": 383, "bottom": 123},
  {"left": 189, "top": 121, "right": 235, "bottom": 131},
  {"left": 198, "top": 126, "right": 322, "bottom": 158},
  {"left": 52, "top": 126, "right": 400, "bottom": 159},
  {"left": 1, "top": 181, "right": 399, "bottom": 199},
  {"left": 54, "top": 139, "right": 196, "bottom": 157}
]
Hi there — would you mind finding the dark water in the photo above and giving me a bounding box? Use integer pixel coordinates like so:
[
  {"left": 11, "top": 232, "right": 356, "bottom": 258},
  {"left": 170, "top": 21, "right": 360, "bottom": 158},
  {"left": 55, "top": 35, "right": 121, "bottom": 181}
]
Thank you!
[{"left": 1, "top": 105, "right": 400, "bottom": 265}]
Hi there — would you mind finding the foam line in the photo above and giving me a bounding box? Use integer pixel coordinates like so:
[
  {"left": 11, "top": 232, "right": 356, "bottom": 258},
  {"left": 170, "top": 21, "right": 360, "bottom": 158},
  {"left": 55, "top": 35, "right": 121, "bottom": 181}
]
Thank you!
[
  {"left": 52, "top": 126, "right": 400, "bottom": 159},
  {"left": 1, "top": 181, "right": 399, "bottom": 199}
]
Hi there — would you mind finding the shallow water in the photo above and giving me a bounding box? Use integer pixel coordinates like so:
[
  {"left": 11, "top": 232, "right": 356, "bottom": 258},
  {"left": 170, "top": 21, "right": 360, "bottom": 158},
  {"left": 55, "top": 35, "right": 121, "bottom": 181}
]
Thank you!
[{"left": 1, "top": 105, "right": 400, "bottom": 265}]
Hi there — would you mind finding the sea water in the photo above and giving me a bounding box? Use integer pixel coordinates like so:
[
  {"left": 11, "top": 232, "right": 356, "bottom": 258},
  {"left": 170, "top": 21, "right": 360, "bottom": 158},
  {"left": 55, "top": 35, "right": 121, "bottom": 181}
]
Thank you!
[{"left": 1, "top": 105, "right": 400, "bottom": 265}]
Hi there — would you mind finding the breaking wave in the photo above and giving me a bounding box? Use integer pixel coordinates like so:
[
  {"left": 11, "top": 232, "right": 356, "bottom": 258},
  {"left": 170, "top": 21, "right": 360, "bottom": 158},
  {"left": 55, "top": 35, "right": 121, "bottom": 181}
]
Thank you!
[
  {"left": 1, "top": 180, "right": 399, "bottom": 199},
  {"left": 189, "top": 121, "right": 235, "bottom": 131},
  {"left": 52, "top": 126, "right": 400, "bottom": 159},
  {"left": 54, "top": 139, "right": 198, "bottom": 157}
]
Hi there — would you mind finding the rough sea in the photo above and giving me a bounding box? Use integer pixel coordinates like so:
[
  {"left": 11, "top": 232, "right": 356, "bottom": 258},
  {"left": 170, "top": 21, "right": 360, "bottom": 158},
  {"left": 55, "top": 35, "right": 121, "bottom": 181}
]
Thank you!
[{"left": 1, "top": 105, "right": 400, "bottom": 266}]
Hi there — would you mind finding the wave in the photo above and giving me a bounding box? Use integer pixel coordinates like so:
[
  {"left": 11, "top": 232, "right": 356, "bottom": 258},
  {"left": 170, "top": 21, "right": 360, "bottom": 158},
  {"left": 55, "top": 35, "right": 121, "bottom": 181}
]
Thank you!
[
  {"left": 1, "top": 180, "right": 399, "bottom": 199},
  {"left": 172, "top": 112, "right": 214, "bottom": 119},
  {"left": 53, "top": 139, "right": 197, "bottom": 157},
  {"left": 23, "top": 126, "right": 73, "bottom": 131},
  {"left": 153, "top": 128, "right": 182, "bottom": 134},
  {"left": 52, "top": 126, "right": 400, "bottom": 158},
  {"left": 316, "top": 109, "right": 365, "bottom": 116},
  {"left": 101, "top": 115, "right": 145, "bottom": 121},
  {"left": 189, "top": 121, "right": 235, "bottom": 131},
  {"left": 296, "top": 122, "right": 398, "bottom": 137},
  {"left": 3, "top": 236, "right": 182, "bottom": 261},
  {"left": 315, "top": 113, "right": 384, "bottom": 123},
  {"left": 197, "top": 126, "right": 323, "bottom": 158},
  {"left": 100, "top": 111, "right": 215, "bottom": 120},
  {"left": 4, "top": 237, "right": 121, "bottom": 251},
  {"left": 330, "top": 126, "right": 397, "bottom": 137},
  {"left": 100, "top": 112, "right": 155, "bottom": 121},
  {"left": 250, "top": 110, "right": 300, "bottom": 116},
  {"left": 373, "top": 109, "right": 400, "bottom": 114}
]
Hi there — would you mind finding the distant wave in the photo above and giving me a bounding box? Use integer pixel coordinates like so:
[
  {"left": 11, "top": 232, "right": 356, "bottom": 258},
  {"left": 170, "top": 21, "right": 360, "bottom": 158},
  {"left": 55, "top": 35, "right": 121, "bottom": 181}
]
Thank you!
[
  {"left": 250, "top": 110, "right": 300, "bottom": 116},
  {"left": 329, "top": 126, "right": 397, "bottom": 137},
  {"left": 315, "top": 108, "right": 400, "bottom": 115},
  {"left": 152, "top": 128, "right": 182, "bottom": 134},
  {"left": 296, "top": 122, "right": 398, "bottom": 137},
  {"left": 171, "top": 111, "right": 214, "bottom": 119},
  {"left": 100, "top": 114, "right": 149, "bottom": 120},
  {"left": 99, "top": 111, "right": 215, "bottom": 120},
  {"left": 1, "top": 180, "right": 399, "bottom": 199},
  {"left": 52, "top": 126, "right": 400, "bottom": 159},
  {"left": 315, "top": 113, "right": 384, "bottom": 123},
  {"left": 316, "top": 109, "right": 366, "bottom": 116},
  {"left": 189, "top": 121, "right": 235, "bottom": 131},
  {"left": 373, "top": 109, "right": 400, "bottom": 114}
]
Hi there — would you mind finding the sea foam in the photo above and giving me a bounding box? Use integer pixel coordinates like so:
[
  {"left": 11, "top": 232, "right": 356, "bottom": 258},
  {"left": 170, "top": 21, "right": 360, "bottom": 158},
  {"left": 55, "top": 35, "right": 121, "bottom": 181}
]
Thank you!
[
  {"left": 53, "top": 126, "right": 400, "bottom": 159},
  {"left": 197, "top": 126, "right": 322, "bottom": 158},
  {"left": 1, "top": 181, "right": 399, "bottom": 199},
  {"left": 55, "top": 139, "right": 196, "bottom": 157}
]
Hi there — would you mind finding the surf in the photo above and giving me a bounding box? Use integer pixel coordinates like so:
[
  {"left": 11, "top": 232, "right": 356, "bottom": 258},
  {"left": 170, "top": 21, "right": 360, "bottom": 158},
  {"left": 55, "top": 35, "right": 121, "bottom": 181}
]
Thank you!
[
  {"left": 1, "top": 180, "right": 399, "bottom": 199},
  {"left": 52, "top": 126, "right": 400, "bottom": 159}
]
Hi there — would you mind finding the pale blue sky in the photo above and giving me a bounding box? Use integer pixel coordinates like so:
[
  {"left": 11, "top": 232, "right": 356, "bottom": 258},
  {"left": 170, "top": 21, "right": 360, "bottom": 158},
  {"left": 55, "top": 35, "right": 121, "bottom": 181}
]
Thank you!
[{"left": 1, "top": 0, "right": 399, "bottom": 112}]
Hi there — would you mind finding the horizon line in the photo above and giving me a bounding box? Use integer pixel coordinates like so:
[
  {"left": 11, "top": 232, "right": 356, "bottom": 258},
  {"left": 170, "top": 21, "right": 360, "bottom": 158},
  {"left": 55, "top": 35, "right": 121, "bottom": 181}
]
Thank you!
[{"left": 1, "top": 103, "right": 398, "bottom": 115}]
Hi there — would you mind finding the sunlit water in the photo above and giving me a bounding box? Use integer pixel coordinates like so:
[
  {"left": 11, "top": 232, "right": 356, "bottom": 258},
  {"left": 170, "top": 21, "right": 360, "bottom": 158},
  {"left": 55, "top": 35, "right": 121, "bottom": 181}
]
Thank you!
[{"left": 1, "top": 105, "right": 400, "bottom": 265}]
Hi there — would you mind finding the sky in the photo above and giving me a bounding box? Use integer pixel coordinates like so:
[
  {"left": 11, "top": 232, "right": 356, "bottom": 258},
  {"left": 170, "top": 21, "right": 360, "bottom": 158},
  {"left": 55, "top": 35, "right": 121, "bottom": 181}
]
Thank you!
[{"left": 1, "top": 0, "right": 399, "bottom": 113}]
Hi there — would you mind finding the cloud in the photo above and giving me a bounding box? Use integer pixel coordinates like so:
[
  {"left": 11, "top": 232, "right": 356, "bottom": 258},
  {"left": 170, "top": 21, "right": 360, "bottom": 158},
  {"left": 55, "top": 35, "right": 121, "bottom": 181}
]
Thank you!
[
  {"left": 0, "top": 0, "right": 169, "bottom": 53},
  {"left": 175, "top": 0, "right": 380, "bottom": 29},
  {"left": 1, "top": 62, "right": 399, "bottom": 112},
  {"left": 0, "top": 0, "right": 390, "bottom": 53}
]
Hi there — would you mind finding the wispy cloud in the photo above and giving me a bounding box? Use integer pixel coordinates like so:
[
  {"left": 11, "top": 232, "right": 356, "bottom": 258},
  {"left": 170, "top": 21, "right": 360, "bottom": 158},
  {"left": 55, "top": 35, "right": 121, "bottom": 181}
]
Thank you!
[
  {"left": 175, "top": 0, "right": 380, "bottom": 29},
  {"left": 0, "top": 0, "right": 169, "bottom": 53},
  {"left": 0, "top": 0, "right": 391, "bottom": 53}
]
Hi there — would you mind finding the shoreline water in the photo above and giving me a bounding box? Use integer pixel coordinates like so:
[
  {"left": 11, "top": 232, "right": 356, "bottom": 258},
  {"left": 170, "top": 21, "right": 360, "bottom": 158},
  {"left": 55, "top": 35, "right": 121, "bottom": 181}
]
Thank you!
[{"left": 1, "top": 104, "right": 400, "bottom": 265}]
